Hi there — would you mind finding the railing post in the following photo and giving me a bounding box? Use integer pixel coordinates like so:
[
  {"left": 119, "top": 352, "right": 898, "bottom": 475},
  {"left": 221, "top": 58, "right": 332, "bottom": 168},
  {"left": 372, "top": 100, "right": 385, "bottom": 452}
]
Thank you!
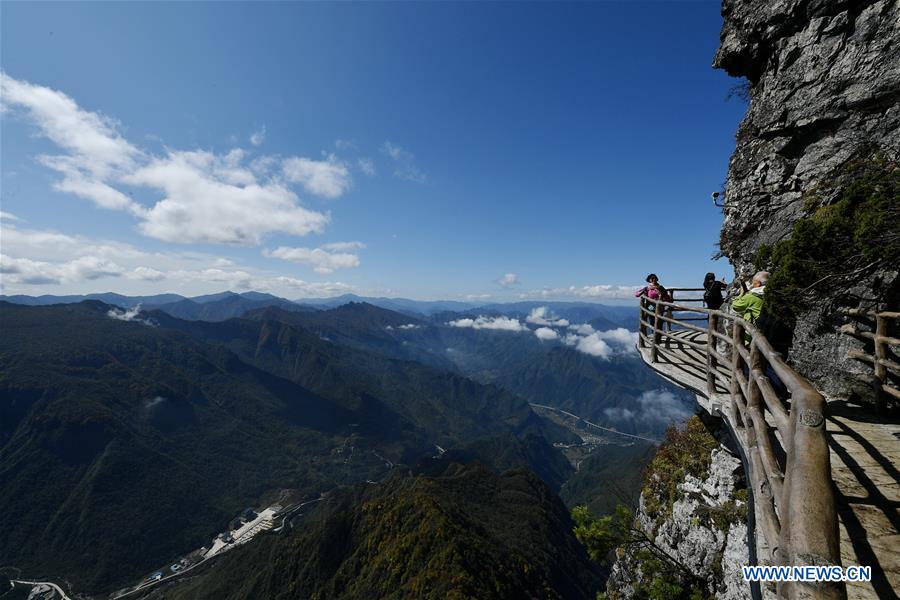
[
  {"left": 748, "top": 341, "right": 764, "bottom": 411},
  {"left": 668, "top": 289, "right": 675, "bottom": 333},
  {"left": 706, "top": 312, "right": 718, "bottom": 396},
  {"left": 781, "top": 387, "right": 844, "bottom": 600},
  {"left": 650, "top": 300, "right": 662, "bottom": 363},
  {"left": 874, "top": 314, "right": 887, "bottom": 413},
  {"left": 638, "top": 297, "right": 647, "bottom": 348},
  {"left": 730, "top": 319, "right": 744, "bottom": 428}
]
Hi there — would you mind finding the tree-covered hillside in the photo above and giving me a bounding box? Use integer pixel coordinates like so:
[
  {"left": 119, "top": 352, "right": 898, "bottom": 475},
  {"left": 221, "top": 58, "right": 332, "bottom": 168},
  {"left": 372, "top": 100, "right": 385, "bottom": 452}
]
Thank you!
[{"left": 150, "top": 460, "right": 600, "bottom": 600}]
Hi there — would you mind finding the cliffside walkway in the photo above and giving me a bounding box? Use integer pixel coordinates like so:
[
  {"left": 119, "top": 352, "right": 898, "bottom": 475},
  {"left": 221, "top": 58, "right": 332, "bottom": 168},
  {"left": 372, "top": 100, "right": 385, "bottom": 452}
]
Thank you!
[{"left": 635, "top": 290, "right": 899, "bottom": 600}]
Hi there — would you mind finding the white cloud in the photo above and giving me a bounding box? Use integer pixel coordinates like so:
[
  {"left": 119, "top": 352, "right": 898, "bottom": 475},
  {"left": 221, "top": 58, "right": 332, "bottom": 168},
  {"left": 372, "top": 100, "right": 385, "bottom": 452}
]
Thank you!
[
  {"left": 168, "top": 267, "right": 254, "bottom": 290},
  {"left": 0, "top": 211, "right": 20, "bottom": 221},
  {"left": 282, "top": 155, "right": 351, "bottom": 199},
  {"left": 595, "top": 327, "right": 639, "bottom": 348},
  {"left": 250, "top": 126, "right": 266, "bottom": 147},
  {"left": 561, "top": 325, "right": 638, "bottom": 360},
  {"left": 249, "top": 154, "right": 279, "bottom": 176},
  {"left": 128, "top": 266, "right": 166, "bottom": 281},
  {"left": 466, "top": 293, "right": 493, "bottom": 301},
  {"left": 495, "top": 272, "right": 519, "bottom": 288},
  {"left": 534, "top": 327, "right": 559, "bottom": 341},
  {"left": 381, "top": 140, "right": 426, "bottom": 183},
  {"left": 0, "top": 73, "right": 143, "bottom": 214},
  {"left": 1, "top": 252, "right": 124, "bottom": 286},
  {"left": 144, "top": 396, "right": 167, "bottom": 409},
  {"left": 107, "top": 304, "right": 153, "bottom": 325},
  {"left": 603, "top": 407, "right": 635, "bottom": 422},
  {"left": 321, "top": 241, "right": 365, "bottom": 252},
  {"left": 272, "top": 276, "right": 353, "bottom": 298},
  {"left": 525, "top": 306, "right": 569, "bottom": 327},
  {"left": 568, "top": 332, "right": 613, "bottom": 358},
  {"left": 526, "top": 306, "right": 551, "bottom": 325},
  {"left": 568, "top": 323, "right": 595, "bottom": 335},
  {"left": 266, "top": 245, "right": 362, "bottom": 274},
  {"left": 38, "top": 159, "right": 138, "bottom": 211},
  {"left": 520, "top": 284, "right": 639, "bottom": 300},
  {"left": 357, "top": 157, "right": 375, "bottom": 176},
  {"left": 447, "top": 315, "right": 528, "bottom": 332},
  {"left": 604, "top": 390, "right": 692, "bottom": 428},
  {"left": 126, "top": 149, "right": 329, "bottom": 244},
  {"left": 1, "top": 73, "right": 337, "bottom": 246},
  {"left": 636, "top": 389, "right": 693, "bottom": 425},
  {"left": 335, "top": 139, "right": 357, "bottom": 151},
  {"left": 1, "top": 254, "right": 60, "bottom": 285},
  {"left": 0, "top": 222, "right": 357, "bottom": 298},
  {"left": 2, "top": 223, "right": 162, "bottom": 266}
]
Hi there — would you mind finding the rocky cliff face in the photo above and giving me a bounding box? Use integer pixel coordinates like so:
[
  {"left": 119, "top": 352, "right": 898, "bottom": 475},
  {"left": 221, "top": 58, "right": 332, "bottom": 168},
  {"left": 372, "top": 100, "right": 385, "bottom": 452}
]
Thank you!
[
  {"left": 714, "top": 0, "right": 900, "bottom": 402},
  {"left": 606, "top": 447, "right": 752, "bottom": 600}
]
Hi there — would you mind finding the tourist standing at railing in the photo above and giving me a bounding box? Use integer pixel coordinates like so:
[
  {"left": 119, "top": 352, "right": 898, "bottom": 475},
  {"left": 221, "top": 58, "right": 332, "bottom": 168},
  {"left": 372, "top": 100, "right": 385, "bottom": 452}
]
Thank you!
[
  {"left": 730, "top": 271, "right": 768, "bottom": 345},
  {"left": 702, "top": 272, "right": 728, "bottom": 310},
  {"left": 704, "top": 272, "right": 729, "bottom": 353},
  {"left": 635, "top": 273, "right": 672, "bottom": 331}
]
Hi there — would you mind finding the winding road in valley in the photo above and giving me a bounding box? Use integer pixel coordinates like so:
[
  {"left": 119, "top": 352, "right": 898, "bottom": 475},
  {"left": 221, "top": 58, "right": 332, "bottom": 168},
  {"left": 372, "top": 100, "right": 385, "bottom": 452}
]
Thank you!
[
  {"left": 529, "top": 403, "right": 660, "bottom": 443},
  {"left": 11, "top": 580, "right": 72, "bottom": 600}
]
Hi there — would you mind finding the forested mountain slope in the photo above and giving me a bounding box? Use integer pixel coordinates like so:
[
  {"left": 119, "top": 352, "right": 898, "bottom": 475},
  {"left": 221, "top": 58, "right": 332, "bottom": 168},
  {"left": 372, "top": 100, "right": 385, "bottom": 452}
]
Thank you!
[{"left": 151, "top": 460, "right": 600, "bottom": 600}]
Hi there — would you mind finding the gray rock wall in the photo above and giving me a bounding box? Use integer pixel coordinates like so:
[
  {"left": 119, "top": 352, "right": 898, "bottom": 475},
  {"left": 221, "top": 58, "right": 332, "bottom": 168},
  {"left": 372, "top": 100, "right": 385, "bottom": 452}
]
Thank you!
[
  {"left": 714, "top": 0, "right": 900, "bottom": 401},
  {"left": 606, "top": 447, "right": 753, "bottom": 600}
]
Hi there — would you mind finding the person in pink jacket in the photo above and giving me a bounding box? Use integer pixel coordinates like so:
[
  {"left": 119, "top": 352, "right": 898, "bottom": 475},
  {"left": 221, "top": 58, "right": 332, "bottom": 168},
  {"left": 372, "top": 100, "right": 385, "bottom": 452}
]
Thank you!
[
  {"left": 635, "top": 273, "right": 667, "bottom": 301},
  {"left": 635, "top": 273, "right": 672, "bottom": 331}
]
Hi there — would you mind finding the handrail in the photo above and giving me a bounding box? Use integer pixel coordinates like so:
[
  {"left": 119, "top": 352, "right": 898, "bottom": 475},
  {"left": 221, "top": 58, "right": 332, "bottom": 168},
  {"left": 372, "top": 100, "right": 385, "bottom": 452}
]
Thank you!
[
  {"left": 841, "top": 309, "right": 900, "bottom": 411},
  {"left": 637, "top": 295, "right": 844, "bottom": 600}
]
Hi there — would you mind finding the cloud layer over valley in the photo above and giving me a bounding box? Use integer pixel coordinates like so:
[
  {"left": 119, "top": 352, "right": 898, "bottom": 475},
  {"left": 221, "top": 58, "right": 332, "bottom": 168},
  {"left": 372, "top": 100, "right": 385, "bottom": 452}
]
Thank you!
[{"left": 447, "top": 306, "right": 638, "bottom": 359}]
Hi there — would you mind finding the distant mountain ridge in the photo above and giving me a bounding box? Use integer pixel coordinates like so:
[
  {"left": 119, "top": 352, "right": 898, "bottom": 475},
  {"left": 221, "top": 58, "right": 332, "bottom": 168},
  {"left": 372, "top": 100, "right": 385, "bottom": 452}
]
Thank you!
[
  {"left": 143, "top": 294, "right": 314, "bottom": 322},
  {"left": 0, "top": 291, "right": 637, "bottom": 322},
  {"left": 0, "top": 292, "right": 187, "bottom": 307}
]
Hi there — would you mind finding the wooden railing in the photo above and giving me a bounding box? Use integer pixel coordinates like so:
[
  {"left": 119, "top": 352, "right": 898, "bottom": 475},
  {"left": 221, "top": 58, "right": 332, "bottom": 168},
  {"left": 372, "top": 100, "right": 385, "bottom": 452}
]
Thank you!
[
  {"left": 638, "top": 292, "right": 844, "bottom": 600},
  {"left": 841, "top": 309, "right": 900, "bottom": 412}
]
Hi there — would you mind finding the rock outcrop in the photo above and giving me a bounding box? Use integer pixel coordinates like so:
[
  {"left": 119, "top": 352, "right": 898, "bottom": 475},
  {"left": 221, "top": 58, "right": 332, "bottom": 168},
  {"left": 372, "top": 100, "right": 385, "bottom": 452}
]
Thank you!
[
  {"left": 606, "top": 447, "right": 752, "bottom": 600},
  {"left": 713, "top": 0, "right": 900, "bottom": 402}
]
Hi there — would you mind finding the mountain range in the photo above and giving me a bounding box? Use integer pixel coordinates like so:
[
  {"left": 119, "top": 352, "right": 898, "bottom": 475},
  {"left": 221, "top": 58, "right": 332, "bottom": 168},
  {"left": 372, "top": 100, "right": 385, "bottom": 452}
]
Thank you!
[
  {"left": 0, "top": 293, "right": 690, "bottom": 596},
  {"left": 0, "top": 290, "right": 636, "bottom": 322}
]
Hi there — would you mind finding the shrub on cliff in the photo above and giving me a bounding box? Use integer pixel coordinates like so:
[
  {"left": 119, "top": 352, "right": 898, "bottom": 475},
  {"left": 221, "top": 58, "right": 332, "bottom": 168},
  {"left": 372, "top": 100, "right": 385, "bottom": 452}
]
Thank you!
[
  {"left": 572, "top": 502, "right": 710, "bottom": 600},
  {"left": 572, "top": 417, "right": 725, "bottom": 600},
  {"left": 755, "top": 151, "right": 900, "bottom": 327},
  {"left": 641, "top": 416, "right": 719, "bottom": 532}
]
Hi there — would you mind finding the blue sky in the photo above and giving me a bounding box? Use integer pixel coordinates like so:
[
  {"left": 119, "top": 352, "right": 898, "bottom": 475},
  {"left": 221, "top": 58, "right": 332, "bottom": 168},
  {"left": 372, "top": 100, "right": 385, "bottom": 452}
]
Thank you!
[{"left": 1, "top": 1, "right": 745, "bottom": 302}]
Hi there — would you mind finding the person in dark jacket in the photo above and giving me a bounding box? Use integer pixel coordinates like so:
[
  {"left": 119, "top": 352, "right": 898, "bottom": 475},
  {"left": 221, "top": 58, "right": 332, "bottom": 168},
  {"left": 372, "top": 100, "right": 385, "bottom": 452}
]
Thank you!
[{"left": 703, "top": 272, "right": 728, "bottom": 310}]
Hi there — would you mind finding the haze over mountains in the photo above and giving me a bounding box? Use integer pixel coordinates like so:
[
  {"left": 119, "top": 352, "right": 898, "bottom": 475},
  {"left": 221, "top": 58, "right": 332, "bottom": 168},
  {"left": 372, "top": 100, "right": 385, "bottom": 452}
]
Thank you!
[
  {"left": 0, "top": 292, "right": 692, "bottom": 597},
  {"left": 0, "top": 290, "right": 635, "bottom": 319}
]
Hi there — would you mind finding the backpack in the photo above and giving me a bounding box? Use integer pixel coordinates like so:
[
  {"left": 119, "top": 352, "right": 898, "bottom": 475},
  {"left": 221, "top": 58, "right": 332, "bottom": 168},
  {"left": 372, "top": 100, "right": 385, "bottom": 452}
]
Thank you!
[
  {"left": 753, "top": 306, "right": 791, "bottom": 356},
  {"left": 703, "top": 281, "right": 725, "bottom": 309}
]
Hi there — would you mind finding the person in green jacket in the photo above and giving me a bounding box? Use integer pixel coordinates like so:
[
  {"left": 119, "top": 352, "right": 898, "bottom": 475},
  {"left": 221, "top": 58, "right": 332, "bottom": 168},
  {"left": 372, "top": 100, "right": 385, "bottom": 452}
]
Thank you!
[{"left": 731, "top": 271, "right": 768, "bottom": 337}]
